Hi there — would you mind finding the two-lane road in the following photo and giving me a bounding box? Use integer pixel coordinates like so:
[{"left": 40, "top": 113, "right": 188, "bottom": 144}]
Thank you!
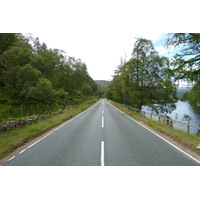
[{"left": 2, "top": 99, "right": 200, "bottom": 166}]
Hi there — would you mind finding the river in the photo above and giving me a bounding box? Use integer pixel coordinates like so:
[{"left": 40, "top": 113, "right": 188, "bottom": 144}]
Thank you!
[{"left": 142, "top": 101, "right": 200, "bottom": 134}]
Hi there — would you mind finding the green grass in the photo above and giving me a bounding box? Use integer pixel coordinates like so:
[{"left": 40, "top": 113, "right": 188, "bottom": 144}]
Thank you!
[
  {"left": 109, "top": 100, "right": 200, "bottom": 156},
  {"left": 0, "top": 97, "right": 98, "bottom": 160}
]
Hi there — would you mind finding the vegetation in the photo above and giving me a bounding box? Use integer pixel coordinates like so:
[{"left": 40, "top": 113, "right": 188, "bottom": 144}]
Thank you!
[
  {"left": 0, "top": 33, "right": 98, "bottom": 122},
  {"left": 166, "top": 33, "right": 200, "bottom": 107},
  {"left": 106, "top": 38, "right": 177, "bottom": 112},
  {"left": 95, "top": 80, "right": 110, "bottom": 97}
]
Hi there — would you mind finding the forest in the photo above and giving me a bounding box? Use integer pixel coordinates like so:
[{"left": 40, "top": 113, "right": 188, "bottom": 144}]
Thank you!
[
  {"left": 106, "top": 33, "right": 200, "bottom": 111},
  {"left": 1, "top": 33, "right": 200, "bottom": 121},
  {"left": 0, "top": 33, "right": 98, "bottom": 120}
]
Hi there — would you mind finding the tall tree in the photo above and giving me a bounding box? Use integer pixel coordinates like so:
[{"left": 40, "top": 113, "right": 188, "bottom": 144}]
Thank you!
[{"left": 107, "top": 38, "right": 176, "bottom": 110}]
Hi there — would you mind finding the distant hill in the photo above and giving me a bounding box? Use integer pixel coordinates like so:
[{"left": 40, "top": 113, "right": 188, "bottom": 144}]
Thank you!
[
  {"left": 95, "top": 80, "right": 111, "bottom": 97},
  {"left": 95, "top": 80, "right": 111, "bottom": 87}
]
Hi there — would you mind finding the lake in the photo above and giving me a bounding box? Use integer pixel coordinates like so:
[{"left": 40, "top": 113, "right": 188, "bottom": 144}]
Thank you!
[{"left": 142, "top": 101, "right": 200, "bottom": 134}]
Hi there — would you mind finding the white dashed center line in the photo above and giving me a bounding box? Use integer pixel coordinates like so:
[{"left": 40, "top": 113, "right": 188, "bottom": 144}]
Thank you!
[{"left": 101, "top": 141, "right": 105, "bottom": 166}]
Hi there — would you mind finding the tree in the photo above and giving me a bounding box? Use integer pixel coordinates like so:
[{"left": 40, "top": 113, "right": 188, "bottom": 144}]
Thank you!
[
  {"left": 187, "top": 82, "right": 200, "bottom": 106},
  {"left": 107, "top": 38, "right": 176, "bottom": 111},
  {"left": 165, "top": 33, "right": 200, "bottom": 81},
  {"left": 0, "top": 33, "right": 18, "bottom": 55},
  {"left": 0, "top": 33, "right": 97, "bottom": 109},
  {"left": 166, "top": 33, "right": 200, "bottom": 107}
]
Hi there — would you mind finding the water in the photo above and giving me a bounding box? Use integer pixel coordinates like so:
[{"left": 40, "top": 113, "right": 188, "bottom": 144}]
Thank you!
[{"left": 142, "top": 101, "right": 200, "bottom": 134}]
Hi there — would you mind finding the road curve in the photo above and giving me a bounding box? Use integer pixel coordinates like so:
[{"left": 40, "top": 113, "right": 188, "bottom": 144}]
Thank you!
[{"left": 2, "top": 99, "right": 200, "bottom": 166}]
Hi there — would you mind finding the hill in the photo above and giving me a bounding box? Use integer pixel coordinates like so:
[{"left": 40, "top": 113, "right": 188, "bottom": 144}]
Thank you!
[{"left": 95, "top": 80, "right": 111, "bottom": 87}]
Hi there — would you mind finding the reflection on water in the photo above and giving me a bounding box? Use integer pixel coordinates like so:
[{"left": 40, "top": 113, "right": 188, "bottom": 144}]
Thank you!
[{"left": 142, "top": 101, "right": 200, "bottom": 134}]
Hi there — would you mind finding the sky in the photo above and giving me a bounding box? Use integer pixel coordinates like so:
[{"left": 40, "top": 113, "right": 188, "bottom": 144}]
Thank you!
[
  {"left": 32, "top": 33, "right": 169, "bottom": 81},
  {"left": 2, "top": 0, "right": 199, "bottom": 81}
]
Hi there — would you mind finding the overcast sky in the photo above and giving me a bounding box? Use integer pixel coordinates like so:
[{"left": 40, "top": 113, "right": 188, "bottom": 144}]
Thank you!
[{"left": 2, "top": 0, "right": 199, "bottom": 81}]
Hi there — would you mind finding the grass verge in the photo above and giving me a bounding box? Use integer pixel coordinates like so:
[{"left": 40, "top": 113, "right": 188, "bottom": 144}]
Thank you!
[
  {"left": 0, "top": 97, "right": 98, "bottom": 160},
  {"left": 109, "top": 100, "right": 200, "bottom": 156}
]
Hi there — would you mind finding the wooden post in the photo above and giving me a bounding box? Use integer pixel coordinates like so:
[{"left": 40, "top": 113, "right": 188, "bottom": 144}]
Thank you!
[
  {"left": 37, "top": 104, "right": 40, "bottom": 114},
  {"left": 31, "top": 105, "right": 33, "bottom": 115},
  {"left": 47, "top": 102, "right": 51, "bottom": 115},
  {"left": 187, "top": 123, "right": 190, "bottom": 133},
  {"left": 7, "top": 109, "right": 10, "bottom": 119},
  {"left": 20, "top": 105, "right": 23, "bottom": 116},
  {"left": 63, "top": 92, "right": 68, "bottom": 108}
]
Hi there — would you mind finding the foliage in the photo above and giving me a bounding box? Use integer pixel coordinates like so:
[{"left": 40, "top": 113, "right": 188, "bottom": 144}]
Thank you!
[
  {"left": 187, "top": 81, "right": 200, "bottom": 106},
  {"left": 179, "top": 91, "right": 188, "bottom": 101},
  {"left": 166, "top": 33, "right": 200, "bottom": 107},
  {"left": 106, "top": 38, "right": 176, "bottom": 110},
  {"left": 165, "top": 33, "right": 200, "bottom": 82},
  {"left": 0, "top": 33, "right": 97, "bottom": 115}
]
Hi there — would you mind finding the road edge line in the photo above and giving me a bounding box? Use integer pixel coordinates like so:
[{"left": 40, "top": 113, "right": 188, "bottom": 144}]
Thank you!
[
  {"left": 1, "top": 100, "right": 101, "bottom": 164},
  {"left": 107, "top": 101, "right": 200, "bottom": 164}
]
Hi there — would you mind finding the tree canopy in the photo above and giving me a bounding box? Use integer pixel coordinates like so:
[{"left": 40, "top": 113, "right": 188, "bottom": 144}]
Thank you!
[
  {"left": 106, "top": 38, "right": 176, "bottom": 111},
  {"left": 166, "top": 33, "right": 200, "bottom": 106},
  {"left": 0, "top": 33, "right": 97, "bottom": 106}
]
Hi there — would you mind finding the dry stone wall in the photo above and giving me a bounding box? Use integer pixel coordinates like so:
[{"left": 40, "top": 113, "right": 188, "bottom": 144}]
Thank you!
[{"left": 0, "top": 109, "right": 63, "bottom": 133}]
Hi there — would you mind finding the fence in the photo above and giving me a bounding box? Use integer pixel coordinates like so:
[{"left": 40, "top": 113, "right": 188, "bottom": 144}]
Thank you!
[
  {"left": 122, "top": 104, "right": 200, "bottom": 135},
  {"left": 2, "top": 98, "right": 87, "bottom": 122},
  {"left": 4, "top": 103, "right": 61, "bottom": 120}
]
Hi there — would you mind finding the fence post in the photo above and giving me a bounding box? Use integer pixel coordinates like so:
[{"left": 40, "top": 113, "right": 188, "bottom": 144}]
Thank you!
[
  {"left": 187, "top": 123, "right": 190, "bottom": 133},
  {"left": 20, "top": 105, "right": 23, "bottom": 116},
  {"left": 7, "top": 109, "right": 10, "bottom": 119},
  {"left": 31, "top": 105, "right": 33, "bottom": 115},
  {"left": 47, "top": 102, "right": 51, "bottom": 115},
  {"left": 37, "top": 104, "right": 40, "bottom": 114}
]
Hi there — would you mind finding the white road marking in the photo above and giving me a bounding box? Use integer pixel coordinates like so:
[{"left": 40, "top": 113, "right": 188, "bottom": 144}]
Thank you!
[
  {"left": 19, "top": 149, "right": 26, "bottom": 154},
  {"left": 8, "top": 156, "right": 15, "bottom": 161},
  {"left": 101, "top": 141, "right": 105, "bottom": 166},
  {"left": 108, "top": 101, "right": 200, "bottom": 164},
  {"left": 3, "top": 100, "right": 101, "bottom": 164},
  {"left": 102, "top": 110, "right": 104, "bottom": 114},
  {"left": 102, "top": 116, "right": 104, "bottom": 128}
]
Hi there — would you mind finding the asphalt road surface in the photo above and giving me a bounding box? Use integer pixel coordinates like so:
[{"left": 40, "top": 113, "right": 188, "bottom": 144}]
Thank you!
[{"left": 2, "top": 99, "right": 200, "bottom": 166}]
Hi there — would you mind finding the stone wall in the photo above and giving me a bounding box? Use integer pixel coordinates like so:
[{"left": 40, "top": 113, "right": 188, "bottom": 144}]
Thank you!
[{"left": 0, "top": 109, "right": 63, "bottom": 133}]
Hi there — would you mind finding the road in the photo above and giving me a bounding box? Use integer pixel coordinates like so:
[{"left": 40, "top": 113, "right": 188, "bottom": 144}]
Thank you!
[{"left": 2, "top": 99, "right": 200, "bottom": 166}]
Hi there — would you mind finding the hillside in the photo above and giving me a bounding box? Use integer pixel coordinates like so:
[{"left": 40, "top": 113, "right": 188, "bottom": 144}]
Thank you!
[
  {"left": 95, "top": 80, "right": 111, "bottom": 97},
  {"left": 95, "top": 80, "right": 111, "bottom": 87}
]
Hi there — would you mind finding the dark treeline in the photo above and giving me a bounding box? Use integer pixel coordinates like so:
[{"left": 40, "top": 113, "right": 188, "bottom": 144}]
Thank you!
[{"left": 0, "top": 33, "right": 97, "bottom": 108}]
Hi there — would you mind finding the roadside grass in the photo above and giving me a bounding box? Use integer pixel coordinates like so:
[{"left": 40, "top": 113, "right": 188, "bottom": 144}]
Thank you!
[
  {"left": 109, "top": 100, "right": 200, "bottom": 156},
  {"left": 0, "top": 97, "right": 98, "bottom": 160}
]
